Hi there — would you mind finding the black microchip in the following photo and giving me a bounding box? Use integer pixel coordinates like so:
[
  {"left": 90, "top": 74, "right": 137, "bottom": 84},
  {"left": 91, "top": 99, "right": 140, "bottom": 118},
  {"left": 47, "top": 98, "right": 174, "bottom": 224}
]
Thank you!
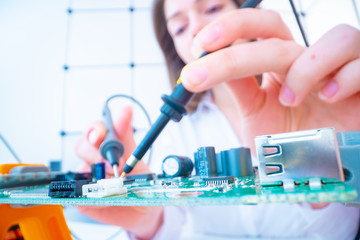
[
  {"left": 125, "top": 173, "right": 156, "bottom": 181},
  {"left": 48, "top": 180, "right": 89, "bottom": 198},
  {"left": 123, "top": 179, "right": 135, "bottom": 185},
  {"left": 203, "top": 176, "right": 234, "bottom": 185},
  {"left": 55, "top": 171, "right": 92, "bottom": 182}
]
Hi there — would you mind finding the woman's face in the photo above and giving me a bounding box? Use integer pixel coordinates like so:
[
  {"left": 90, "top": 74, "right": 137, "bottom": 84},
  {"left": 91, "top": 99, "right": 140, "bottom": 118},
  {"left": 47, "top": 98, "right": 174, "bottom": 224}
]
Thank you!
[{"left": 164, "top": 0, "right": 237, "bottom": 64}]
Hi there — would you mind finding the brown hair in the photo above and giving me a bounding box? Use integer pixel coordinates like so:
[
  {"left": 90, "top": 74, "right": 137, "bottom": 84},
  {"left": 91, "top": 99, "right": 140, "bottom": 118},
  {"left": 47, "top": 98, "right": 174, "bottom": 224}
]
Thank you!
[{"left": 152, "top": 0, "right": 247, "bottom": 113}]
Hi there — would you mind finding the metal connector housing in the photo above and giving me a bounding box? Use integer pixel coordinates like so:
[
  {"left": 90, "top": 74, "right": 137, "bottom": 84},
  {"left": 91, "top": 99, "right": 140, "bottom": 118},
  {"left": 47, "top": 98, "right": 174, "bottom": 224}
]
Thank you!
[{"left": 255, "top": 128, "right": 344, "bottom": 186}]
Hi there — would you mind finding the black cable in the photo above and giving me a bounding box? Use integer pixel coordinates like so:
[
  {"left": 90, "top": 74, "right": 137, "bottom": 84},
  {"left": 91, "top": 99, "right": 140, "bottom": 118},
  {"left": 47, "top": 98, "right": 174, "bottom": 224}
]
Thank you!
[
  {"left": 105, "top": 94, "right": 153, "bottom": 167},
  {"left": 0, "top": 134, "right": 22, "bottom": 163},
  {"left": 289, "top": 0, "right": 309, "bottom": 47}
]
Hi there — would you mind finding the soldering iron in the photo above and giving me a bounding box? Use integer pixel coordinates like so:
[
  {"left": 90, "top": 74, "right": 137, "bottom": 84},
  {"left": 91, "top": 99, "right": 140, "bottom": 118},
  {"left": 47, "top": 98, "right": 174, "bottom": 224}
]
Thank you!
[{"left": 120, "top": 0, "right": 263, "bottom": 178}]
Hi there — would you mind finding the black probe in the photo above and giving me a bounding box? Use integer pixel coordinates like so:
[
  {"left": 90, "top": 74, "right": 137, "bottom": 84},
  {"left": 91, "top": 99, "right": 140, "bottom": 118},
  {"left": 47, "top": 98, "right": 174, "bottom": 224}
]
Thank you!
[
  {"left": 120, "top": 0, "right": 263, "bottom": 177},
  {"left": 100, "top": 103, "right": 124, "bottom": 178}
]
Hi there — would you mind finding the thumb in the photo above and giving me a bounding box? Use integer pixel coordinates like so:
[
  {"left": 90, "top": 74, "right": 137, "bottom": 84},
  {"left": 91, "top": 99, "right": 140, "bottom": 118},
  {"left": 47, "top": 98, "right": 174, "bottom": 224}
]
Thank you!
[
  {"left": 113, "top": 105, "right": 134, "bottom": 142},
  {"left": 225, "top": 76, "right": 264, "bottom": 116},
  {"left": 86, "top": 120, "right": 107, "bottom": 149}
]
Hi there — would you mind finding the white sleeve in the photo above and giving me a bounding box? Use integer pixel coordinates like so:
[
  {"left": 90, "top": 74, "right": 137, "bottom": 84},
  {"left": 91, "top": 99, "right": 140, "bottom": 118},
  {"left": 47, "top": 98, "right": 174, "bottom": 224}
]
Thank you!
[
  {"left": 297, "top": 203, "right": 359, "bottom": 240},
  {"left": 152, "top": 206, "right": 187, "bottom": 240},
  {"left": 126, "top": 206, "right": 186, "bottom": 240}
]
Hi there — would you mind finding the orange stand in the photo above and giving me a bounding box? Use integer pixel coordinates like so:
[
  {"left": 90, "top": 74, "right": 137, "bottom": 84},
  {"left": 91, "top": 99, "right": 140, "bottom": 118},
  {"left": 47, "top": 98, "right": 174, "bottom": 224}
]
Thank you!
[{"left": 0, "top": 164, "right": 72, "bottom": 240}]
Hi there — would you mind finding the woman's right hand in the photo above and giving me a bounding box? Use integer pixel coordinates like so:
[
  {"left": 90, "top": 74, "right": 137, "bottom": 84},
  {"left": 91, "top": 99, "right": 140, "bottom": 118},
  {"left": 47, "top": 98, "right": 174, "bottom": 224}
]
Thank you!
[
  {"left": 75, "top": 106, "right": 164, "bottom": 239},
  {"left": 75, "top": 105, "right": 149, "bottom": 176}
]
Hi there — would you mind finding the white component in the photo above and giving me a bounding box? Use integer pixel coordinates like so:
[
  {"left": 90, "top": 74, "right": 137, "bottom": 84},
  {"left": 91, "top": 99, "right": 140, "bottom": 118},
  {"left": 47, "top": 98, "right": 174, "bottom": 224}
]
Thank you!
[{"left": 82, "top": 178, "right": 127, "bottom": 198}]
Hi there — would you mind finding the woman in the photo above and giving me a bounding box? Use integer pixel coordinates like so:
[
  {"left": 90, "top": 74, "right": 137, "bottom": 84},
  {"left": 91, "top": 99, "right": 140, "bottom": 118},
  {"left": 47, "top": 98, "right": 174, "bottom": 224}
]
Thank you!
[{"left": 76, "top": 0, "right": 360, "bottom": 239}]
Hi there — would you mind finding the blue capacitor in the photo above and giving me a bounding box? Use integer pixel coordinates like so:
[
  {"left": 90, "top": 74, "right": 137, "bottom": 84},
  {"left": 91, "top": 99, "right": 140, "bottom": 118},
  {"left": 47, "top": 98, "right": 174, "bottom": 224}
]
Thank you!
[
  {"left": 194, "top": 146, "right": 218, "bottom": 178},
  {"left": 220, "top": 147, "right": 253, "bottom": 177}
]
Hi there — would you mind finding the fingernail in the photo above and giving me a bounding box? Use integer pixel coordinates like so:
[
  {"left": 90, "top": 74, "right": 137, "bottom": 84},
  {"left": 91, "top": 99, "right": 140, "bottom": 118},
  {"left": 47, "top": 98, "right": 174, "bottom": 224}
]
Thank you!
[
  {"left": 279, "top": 86, "right": 295, "bottom": 106},
  {"left": 196, "top": 22, "right": 221, "bottom": 45},
  {"left": 180, "top": 65, "right": 208, "bottom": 87},
  {"left": 88, "top": 129, "right": 99, "bottom": 145},
  {"left": 319, "top": 81, "right": 338, "bottom": 100}
]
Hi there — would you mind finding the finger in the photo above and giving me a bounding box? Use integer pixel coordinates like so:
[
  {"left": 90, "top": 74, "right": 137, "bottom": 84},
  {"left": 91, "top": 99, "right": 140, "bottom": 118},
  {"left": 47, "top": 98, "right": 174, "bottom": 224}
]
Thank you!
[
  {"left": 192, "top": 8, "right": 293, "bottom": 57},
  {"left": 319, "top": 58, "right": 360, "bottom": 102},
  {"left": 86, "top": 121, "right": 107, "bottom": 149},
  {"left": 75, "top": 138, "right": 103, "bottom": 164},
  {"left": 113, "top": 105, "right": 134, "bottom": 141},
  {"left": 225, "top": 76, "right": 265, "bottom": 116},
  {"left": 181, "top": 39, "right": 303, "bottom": 92},
  {"left": 281, "top": 24, "right": 360, "bottom": 106}
]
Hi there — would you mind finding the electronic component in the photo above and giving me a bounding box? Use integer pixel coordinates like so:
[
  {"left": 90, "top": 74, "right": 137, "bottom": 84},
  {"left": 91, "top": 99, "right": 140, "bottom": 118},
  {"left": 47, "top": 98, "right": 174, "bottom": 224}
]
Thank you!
[
  {"left": 100, "top": 103, "right": 124, "bottom": 178},
  {"left": 194, "top": 147, "right": 217, "bottom": 178},
  {"left": 48, "top": 180, "right": 89, "bottom": 198},
  {"left": 0, "top": 172, "right": 56, "bottom": 189},
  {"left": 55, "top": 171, "right": 92, "bottom": 182},
  {"left": 337, "top": 131, "right": 360, "bottom": 207},
  {"left": 255, "top": 128, "right": 344, "bottom": 186},
  {"left": 204, "top": 176, "right": 235, "bottom": 186},
  {"left": 9, "top": 165, "right": 50, "bottom": 174},
  {"left": 91, "top": 162, "right": 106, "bottom": 182},
  {"left": 125, "top": 173, "right": 156, "bottom": 182},
  {"left": 220, "top": 147, "right": 254, "bottom": 177},
  {"left": 82, "top": 178, "right": 127, "bottom": 198},
  {"left": 162, "top": 155, "right": 193, "bottom": 178},
  {"left": 120, "top": 0, "right": 264, "bottom": 177}
]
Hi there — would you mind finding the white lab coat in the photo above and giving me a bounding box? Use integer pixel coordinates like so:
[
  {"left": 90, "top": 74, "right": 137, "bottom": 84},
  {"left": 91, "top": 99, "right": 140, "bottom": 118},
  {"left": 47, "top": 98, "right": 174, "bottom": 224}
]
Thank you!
[{"left": 139, "top": 92, "right": 359, "bottom": 240}]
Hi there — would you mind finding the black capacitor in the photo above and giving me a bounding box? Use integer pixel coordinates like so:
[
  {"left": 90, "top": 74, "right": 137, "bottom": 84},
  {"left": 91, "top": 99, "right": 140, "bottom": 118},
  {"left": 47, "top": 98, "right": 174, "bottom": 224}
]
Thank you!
[
  {"left": 162, "top": 155, "right": 194, "bottom": 178},
  {"left": 220, "top": 147, "right": 254, "bottom": 177},
  {"left": 91, "top": 162, "right": 106, "bottom": 182},
  {"left": 194, "top": 146, "right": 218, "bottom": 178}
]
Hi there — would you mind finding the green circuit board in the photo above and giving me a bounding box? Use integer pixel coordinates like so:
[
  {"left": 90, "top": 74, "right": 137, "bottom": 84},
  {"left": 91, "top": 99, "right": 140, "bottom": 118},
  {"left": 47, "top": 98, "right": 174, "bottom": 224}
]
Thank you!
[{"left": 0, "top": 175, "right": 356, "bottom": 206}]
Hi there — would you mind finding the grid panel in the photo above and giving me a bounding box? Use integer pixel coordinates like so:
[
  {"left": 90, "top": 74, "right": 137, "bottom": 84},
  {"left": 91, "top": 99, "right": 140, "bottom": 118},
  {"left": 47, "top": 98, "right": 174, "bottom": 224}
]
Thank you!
[
  {"left": 71, "top": 0, "right": 130, "bottom": 9},
  {"left": 133, "top": 10, "right": 164, "bottom": 64},
  {"left": 67, "top": 11, "right": 131, "bottom": 66},
  {"left": 61, "top": 0, "right": 360, "bottom": 170},
  {"left": 63, "top": 68, "right": 132, "bottom": 132}
]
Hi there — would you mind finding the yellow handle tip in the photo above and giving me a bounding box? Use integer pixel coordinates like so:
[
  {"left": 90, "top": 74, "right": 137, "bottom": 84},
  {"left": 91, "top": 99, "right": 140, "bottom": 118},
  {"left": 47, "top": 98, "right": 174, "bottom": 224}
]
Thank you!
[{"left": 176, "top": 77, "right": 182, "bottom": 84}]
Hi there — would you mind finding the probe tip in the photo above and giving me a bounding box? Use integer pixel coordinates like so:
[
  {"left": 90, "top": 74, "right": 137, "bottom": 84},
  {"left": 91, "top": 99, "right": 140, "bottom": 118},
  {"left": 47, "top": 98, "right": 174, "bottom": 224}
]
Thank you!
[
  {"left": 113, "top": 164, "right": 119, "bottom": 178},
  {"left": 120, "top": 172, "right": 126, "bottom": 178}
]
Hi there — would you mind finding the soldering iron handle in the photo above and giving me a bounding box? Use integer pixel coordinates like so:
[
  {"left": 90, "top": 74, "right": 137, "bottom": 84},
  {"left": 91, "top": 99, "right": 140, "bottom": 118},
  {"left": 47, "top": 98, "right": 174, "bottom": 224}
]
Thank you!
[
  {"left": 122, "top": 0, "right": 262, "bottom": 175},
  {"left": 132, "top": 113, "right": 171, "bottom": 160}
]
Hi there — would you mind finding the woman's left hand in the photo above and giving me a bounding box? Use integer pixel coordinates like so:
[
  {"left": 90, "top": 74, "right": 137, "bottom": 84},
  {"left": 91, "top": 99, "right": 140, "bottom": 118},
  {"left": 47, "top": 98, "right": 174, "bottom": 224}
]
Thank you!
[{"left": 180, "top": 8, "right": 360, "bottom": 151}]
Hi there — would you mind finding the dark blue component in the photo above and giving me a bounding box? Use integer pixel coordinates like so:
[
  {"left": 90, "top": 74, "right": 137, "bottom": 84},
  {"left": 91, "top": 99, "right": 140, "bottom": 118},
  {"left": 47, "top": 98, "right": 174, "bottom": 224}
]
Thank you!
[
  {"left": 194, "top": 147, "right": 217, "bottom": 178},
  {"left": 220, "top": 147, "right": 253, "bottom": 177},
  {"left": 91, "top": 162, "right": 106, "bottom": 182}
]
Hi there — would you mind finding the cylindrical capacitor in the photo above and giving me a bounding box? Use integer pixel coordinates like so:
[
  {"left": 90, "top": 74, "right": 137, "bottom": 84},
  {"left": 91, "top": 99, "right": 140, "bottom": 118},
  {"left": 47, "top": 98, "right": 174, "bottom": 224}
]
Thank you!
[
  {"left": 221, "top": 147, "right": 253, "bottom": 177},
  {"left": 91, "top": 162, "right": 106, "bottom": 182},
  {"left": 194, "top": 146, "right": 218, "bottom": 178},
  {"left": 162, "top": 155, "right": 194, "bottom": 178}
]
